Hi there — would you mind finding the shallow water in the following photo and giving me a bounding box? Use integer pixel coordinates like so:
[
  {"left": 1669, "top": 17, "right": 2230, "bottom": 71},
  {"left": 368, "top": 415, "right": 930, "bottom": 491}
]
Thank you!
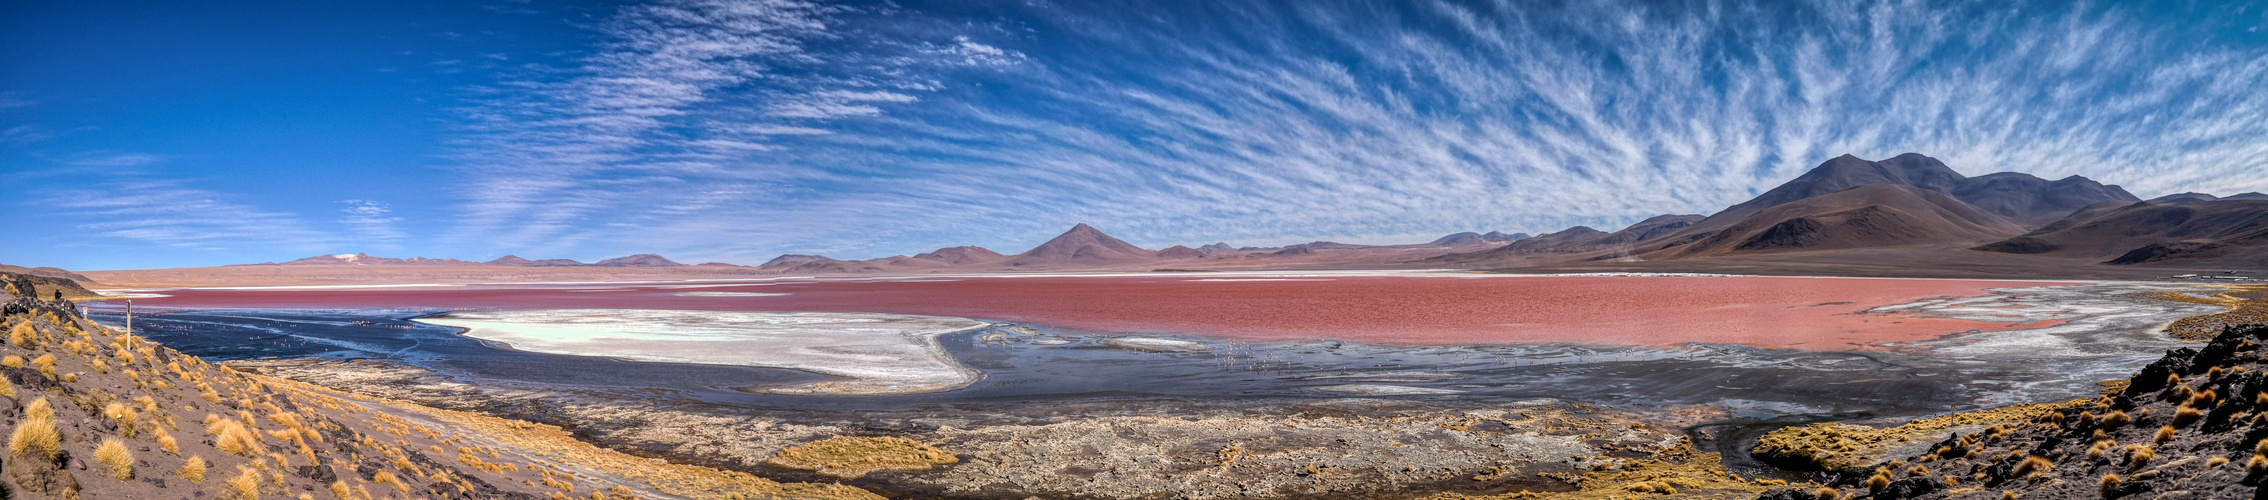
[{"left": 82, "top": 281, "right": 2208, "bottom": 422}]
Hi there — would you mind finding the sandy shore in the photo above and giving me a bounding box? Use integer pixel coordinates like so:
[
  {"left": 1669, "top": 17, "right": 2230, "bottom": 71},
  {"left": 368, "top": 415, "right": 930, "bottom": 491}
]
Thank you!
[{"left": 416, "top": 309, "right": 993, "bottom": 395}]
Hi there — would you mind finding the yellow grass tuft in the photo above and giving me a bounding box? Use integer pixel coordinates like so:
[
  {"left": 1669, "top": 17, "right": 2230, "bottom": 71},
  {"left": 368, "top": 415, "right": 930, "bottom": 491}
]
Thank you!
[
  {"left": 156, "top": 428, "right": 181, "bottom": 455},
  {"left": 2100, "top": 410, "right": 2131, "bottom": 428},
  {"left": 330, "top": 480, "right": 351, "bottom": 499},
  {"left": 181, "top": 455, "right": 209, "bottom": 483},
  {"left": 226, "top": 466, "right": 262, "bottom": 500},
  {"left": 373, "top": 470, "right": 409, "bottom": 493},
  {"left": 9, "top": 321, "right": 37, "bottom": 348},
  {"left": 1, "top": 354, "right": 21, "bottom": 368},
  {"left": 104, "top": 401, "right": 143, "bottom": 438},
  {"left": 2013, "top": 455, "right": 2052, "bottom": 479},
  {"left": 2124, "top": 445, "right": 2155, "bottom": 470},
  {"left": 2099, "top": 473, "right": 2120, "bottom": 496},
  {"left": 97, "top": 438, "right": 135, "bottom": 479},
  {"left": 9, "top": 397, "right": 62, "bottom": 462},
  {"left": 0, "top": 375, "right": 14, "bottom": 399},
  {"left": 211, "top": 418, "right": 265, "bottom": 457},
  {"left": 30, "top": 353, "right": 56, "bottom": 378},
  {"left": 2174, "top": 406, "right": 2205, "bottom": 427},
  {"left": 2154, "top": 425, "right": 2178, "bottom": 444}
]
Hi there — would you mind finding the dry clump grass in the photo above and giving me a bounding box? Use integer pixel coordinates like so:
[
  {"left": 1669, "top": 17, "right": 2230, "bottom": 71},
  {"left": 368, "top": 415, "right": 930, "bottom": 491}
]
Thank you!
[
  {"left": 10, "top": 397, "right": 62, "bottom": 462},
  {"left": 1753, "top": 399, "right": 2089, "bottom": 472},
  {"left": 30, "top": 353, "right": 56, "bottom": 378},
  {"left": 104, "top": 401, "right": 142, "bottom": 438},
  {"left": 2099, "top": 473, "right": 2120, "bottom": 496},
  {"left": 410, "top": 404, "right": 884, "bottom": 500},
  {"left": 9, "top": 321, "right": 38, "bottom": 348},
  {"left": 181, "top": 455, "right": 209, "bottom": 483},
  {"left": 211, "top": 416, "right": 265, "bottom": 457},
  {"left": 226, "top": 466, "right": 262, "bottom": 500},
  {"left": 2123, "top": 445, "right": 2155, "bottom": 470},
  {"left": 2173, "top": 405, "right": 2205, "bottom": 427},
  {"left": 97, "top": 438, "right": 135, "bottom": 479},
  {"left": 2011, "top": 455, "right": 2052, "bottom": 480},
  {"left": 768, "top": 436, "right": 961, "bottom": 479},
  {"left": 1, "top": 354, "right": 22, "bottom": 368}
]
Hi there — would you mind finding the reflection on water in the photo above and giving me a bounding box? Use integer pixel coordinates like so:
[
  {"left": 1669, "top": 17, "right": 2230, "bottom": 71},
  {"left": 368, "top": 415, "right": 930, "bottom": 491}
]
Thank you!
[{"left": 84, "top": 297, "right": 2190, "bottom": 422}]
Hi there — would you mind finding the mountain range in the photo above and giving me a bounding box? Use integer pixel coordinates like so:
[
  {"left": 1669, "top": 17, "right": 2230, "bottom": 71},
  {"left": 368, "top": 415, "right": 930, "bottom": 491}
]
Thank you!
[{"left": 41, "top": 152, "right": 2268, "bottom": 286}]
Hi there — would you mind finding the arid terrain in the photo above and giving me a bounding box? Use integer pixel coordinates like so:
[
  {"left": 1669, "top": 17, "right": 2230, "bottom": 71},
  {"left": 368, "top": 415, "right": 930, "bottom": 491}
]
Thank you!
[{"left": 8, "top": 153, "right": 2267, "bottom": 500}]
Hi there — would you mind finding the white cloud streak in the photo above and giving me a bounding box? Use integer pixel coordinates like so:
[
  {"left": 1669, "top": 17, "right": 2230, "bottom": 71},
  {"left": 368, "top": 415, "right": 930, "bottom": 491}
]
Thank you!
[
  {"left": 439, "top": 0, "right": 2268, "bottom": 263},
  {"left": 48, "top": 179, "right": 334, "bottom": 253}
]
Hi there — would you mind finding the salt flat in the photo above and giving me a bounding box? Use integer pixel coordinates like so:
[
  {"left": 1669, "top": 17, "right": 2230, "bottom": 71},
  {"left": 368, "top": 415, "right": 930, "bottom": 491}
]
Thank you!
[{"left": 416, "top": 309, "right": 992, "bottom": 395}]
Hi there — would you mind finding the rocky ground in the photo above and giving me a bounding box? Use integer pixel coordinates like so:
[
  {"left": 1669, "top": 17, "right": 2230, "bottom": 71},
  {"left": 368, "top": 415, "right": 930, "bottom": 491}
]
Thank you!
[
  {"left": 1763, "top": 323, "right": 2268, "bottom": 499},
  {"left": 226, "top": 356, "right": 1794, "bottom": 499}
]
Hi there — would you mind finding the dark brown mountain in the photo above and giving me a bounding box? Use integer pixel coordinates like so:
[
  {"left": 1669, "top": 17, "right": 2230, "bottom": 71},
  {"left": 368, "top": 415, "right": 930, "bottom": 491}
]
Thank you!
[
  {"left": 1482, "top": 226, "right": 1611, "bottom": 254},
  {"left": 1652, "top": 184, "right": 2026, "bottom": 258},
  {"left": 779, "top": 257, "right": 887, "bottom": 274},
  {"left": 1575, "top": 214, "right": 1706, "bottom": 251},
  {"left": 2029, "top": 200, "right": 2136, "bottom": 234},
  {"left": 1002, "top": 224, "right": 1159, "bottom": 267},
  {"left": 758, "top": 254, "right": 832, "bottom": 270},
  {"left": 485, "top": 255, "right": 587, "bottom": 267},
  {"left": 910, "top": 246, "right": 1006, "bottom": 266},
  {"left": 1677, "top": 154, "right": 2133, "bottom": 245},
  {"left": 1156, "top": 245, "right": 1205, "bottom": 259},
  {"left": 1975, "top": 199, "right": 2268, "bottom": 266},
  {"left": 591, "top": 254, "right": 684, "bottom": 267},
  {"left": 1430, "top": 231, "right": 1531, "bottom": 246},
  {"left": 1429, "top": 232, "right": 1490, "bottom": 246},
  {"left": 1952, "top": 172, "right": 2141, "bottom": 226}
]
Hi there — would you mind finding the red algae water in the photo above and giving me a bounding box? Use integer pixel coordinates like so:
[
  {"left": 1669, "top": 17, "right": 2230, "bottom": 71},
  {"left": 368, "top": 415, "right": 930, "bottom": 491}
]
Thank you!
[{"left": 125, "top": 275, "right": 2071, "bottom": 350}]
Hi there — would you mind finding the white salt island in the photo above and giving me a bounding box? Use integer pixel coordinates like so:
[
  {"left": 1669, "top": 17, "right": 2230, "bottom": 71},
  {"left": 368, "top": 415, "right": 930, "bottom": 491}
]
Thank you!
[{"left": 415, "top": 309, "right": 993, "bottom": 396}]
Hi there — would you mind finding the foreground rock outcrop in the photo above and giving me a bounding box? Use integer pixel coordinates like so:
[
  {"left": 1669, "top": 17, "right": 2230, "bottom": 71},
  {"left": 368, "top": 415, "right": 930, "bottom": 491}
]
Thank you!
[{"left": 1765, "top": 323, "right": 2268, "bottom": 499}]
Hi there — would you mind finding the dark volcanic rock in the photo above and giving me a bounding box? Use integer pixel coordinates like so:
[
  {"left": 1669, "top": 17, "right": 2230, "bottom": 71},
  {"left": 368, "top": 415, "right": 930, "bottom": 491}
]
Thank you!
[{"left": 1770, "top": 323, "right": 2268, "bottom": 499}]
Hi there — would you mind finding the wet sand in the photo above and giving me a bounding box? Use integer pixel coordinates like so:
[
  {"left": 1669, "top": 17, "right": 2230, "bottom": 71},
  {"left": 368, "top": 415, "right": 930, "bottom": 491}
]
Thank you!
[{"left": 114, "top": 275, "right": 2073, "bottom": 350}]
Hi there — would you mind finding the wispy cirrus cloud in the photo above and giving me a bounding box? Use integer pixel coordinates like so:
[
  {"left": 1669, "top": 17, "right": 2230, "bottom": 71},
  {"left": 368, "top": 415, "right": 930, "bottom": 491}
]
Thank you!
[
  {"left": 339, "top": 200, "right": 406, "bottom": 245},
  {"left": 48, "top": 179, "right": 333, "bottom": 253},
  {"left": 443, "top": 0, "right": 1027, "bottom": 258},
  {"left": 440, "top": 0, "right": 2268, "bottom": 263}
]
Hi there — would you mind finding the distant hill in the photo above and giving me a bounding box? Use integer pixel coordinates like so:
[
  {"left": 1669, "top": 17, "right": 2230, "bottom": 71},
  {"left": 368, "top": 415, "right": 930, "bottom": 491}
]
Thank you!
[
  {"left": 280, "top": 253, "right": 480, "bottom": 266},
  {"left": 910, "top": 246, "right": 1005, "bottom": 266},
  {"left": 1682, "top": 153, "right": 2134, "bottom": 240},
  {"left": 487, "top": 255, "right": 585, "bottom": 267},
  {"left": 1976, "top": 199, "right": 2268, "bottom": 266},
  {"left": 1156, "top": 245, "right": 1205, "bottom": 259},
  {"left": 0, "top": 264, "right": 93, "bottom": 283},
  {"left": 1658, "top": 184, "right": 2025, "bottom": 257},
  {"left": 1001, "top": 223, "right": 1158, "bottom": 267},
  {"left": 268, "top": 253, "right": 682, "bottom": 267},
  {"left": 591, "top": 254, "right": 684, "bottom": 267},
  {"left": 2, "top": 271, "right": 104, "bottom": 300}
]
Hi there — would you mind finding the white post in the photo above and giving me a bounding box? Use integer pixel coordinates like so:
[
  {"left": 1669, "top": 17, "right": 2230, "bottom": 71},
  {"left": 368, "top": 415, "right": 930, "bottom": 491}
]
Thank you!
[{"left": 125, "top": 299, "right": 133, "bottom": 335}]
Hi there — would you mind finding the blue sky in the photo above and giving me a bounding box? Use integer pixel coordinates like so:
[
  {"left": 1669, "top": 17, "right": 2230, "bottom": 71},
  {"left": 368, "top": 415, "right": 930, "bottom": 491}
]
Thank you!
[{"left": 5, "top": 0, "right": 2267, "bottom": 270}]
